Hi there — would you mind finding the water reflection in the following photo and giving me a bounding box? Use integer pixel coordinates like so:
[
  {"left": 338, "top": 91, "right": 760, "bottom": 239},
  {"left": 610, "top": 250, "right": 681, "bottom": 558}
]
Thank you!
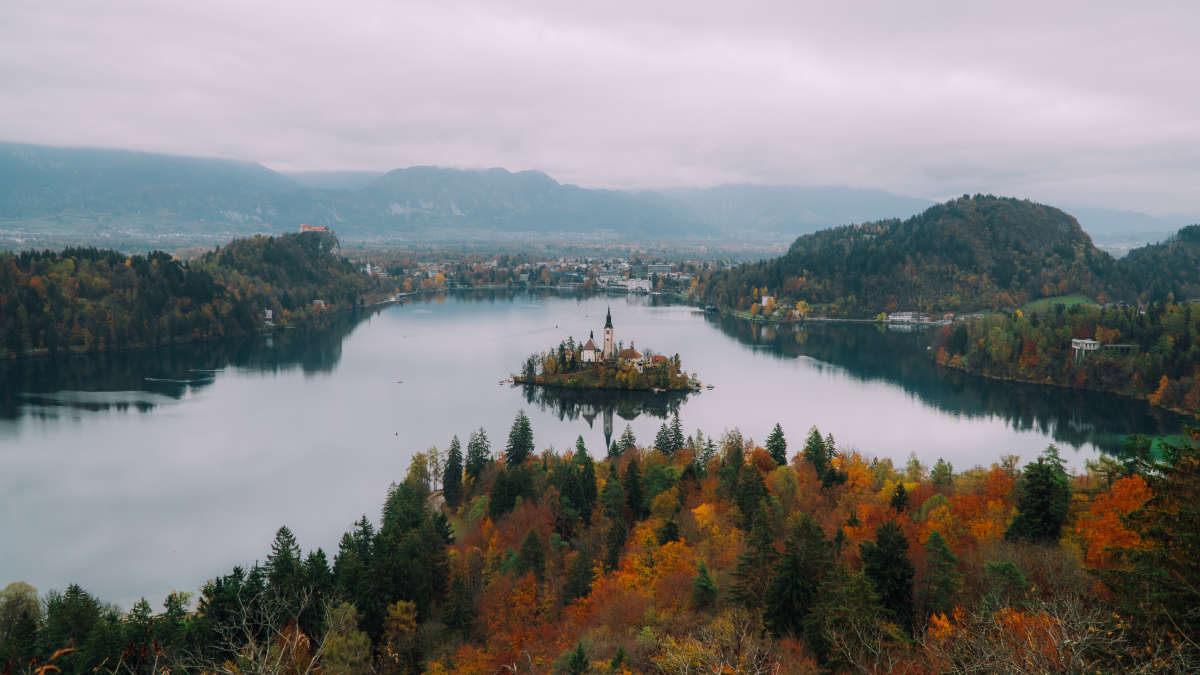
[
  {"left": 0, "top": 308, "right": 380, "bottom": 419},
  {"left": 517, "top": 383, "right": 691, "bottom": 448},
  {"left": 705, "top": 314, "right": 1185, "bottom": 453}
]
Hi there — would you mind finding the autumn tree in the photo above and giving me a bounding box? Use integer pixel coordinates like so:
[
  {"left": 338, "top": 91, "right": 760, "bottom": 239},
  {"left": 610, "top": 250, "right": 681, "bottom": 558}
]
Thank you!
[{"left": 1005, "top": 446, "right": 1070, "bottom": 543}]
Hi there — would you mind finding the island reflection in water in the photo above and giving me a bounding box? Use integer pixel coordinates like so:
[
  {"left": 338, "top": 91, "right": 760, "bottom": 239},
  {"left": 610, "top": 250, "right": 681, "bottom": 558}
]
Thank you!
[
  {"left": 517, "top": 382, "right": 691, "bottom": 449},
  {"left": 704, "top": 313, "right": 1185, "bottom": 454}
]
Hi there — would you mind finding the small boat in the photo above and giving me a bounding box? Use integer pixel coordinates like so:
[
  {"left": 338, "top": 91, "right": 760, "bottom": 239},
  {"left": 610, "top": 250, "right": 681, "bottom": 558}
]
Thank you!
[{"left": 706, "top": 385, "right": 714, "bottom": 390}]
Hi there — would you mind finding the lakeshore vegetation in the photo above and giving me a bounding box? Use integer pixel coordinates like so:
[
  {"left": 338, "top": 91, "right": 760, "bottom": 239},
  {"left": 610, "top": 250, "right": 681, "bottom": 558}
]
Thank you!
[
  {"left": 0, "top": 230, "right": 375, "bottom": 359},
  {"left": 514, "top": 339, "right": 696, "bottom": 392},
  {"left": 3, "top": 412, "right": 1198, "bottom": 673}
]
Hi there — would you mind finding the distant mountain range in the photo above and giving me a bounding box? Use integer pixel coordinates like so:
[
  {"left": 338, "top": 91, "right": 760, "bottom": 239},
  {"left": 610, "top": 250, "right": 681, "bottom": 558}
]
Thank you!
[{"left": 0, "top": 141, "right": 1191, "bottom": 248}]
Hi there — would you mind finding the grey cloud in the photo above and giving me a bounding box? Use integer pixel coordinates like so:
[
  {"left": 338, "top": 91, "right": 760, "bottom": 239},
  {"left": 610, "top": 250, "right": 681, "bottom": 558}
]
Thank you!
[{"left": 1, "top": 0, "right": 1197, "bottom": 213}]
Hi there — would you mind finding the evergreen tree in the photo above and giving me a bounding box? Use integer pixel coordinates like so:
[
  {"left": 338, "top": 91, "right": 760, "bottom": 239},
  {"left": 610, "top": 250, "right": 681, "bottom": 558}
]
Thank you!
[
  {"left": 919, "top": 530, "right": 962, "bottom": 618},
  {"left": 567, "top": 641, "right": 590, "bottom": 674},
  {"left": 600, "top": 474, "right": 625, "bottom": 522},
  {"left": 443, "top": 435, "right": 464, "bottom": 507},
  {"left": 734, "top": 464, "right": 768, "bottom": 529},
  {"left": 931, "top": 458, "right": 954, "bottom": 487},
  {"left": 766, "top": 423, "right": 788, "bottom": 465},
  {"left": 617, "top": 424, "right": 636, "bottom": 456},
  {"left": 655, "top": 422, "right": 674, "bottom": 456},
  {"left": 890, "top": 482, "right": 909, "bottom": 513},
  {"left": 266, "top": 525, "right": 303, "bottom": 601},
  {"left": 563, "top": 551, "right": 594, "bottom": 605},
  {"left": 505, "top": 410, "right": 534, "bottom": 467},
  {"left": 604, "top": 522, "right": 627, "bottom": 571},
  {"left": 802, "top": 426, "right": 829, "bottom": 478},
  {"left": 573, "top": 438, "right": 598, "bottom": 524},
  {"left": 465, "top": 427, "right": 491, "bottom": 480},
  {"left": 692, "top": 560, "right": 718, "bottom": 609},
  {"left": 623, "top": 457, "right": 646, "bottom": 519},
  {"left": 670, "top": 413, "right": 685, "bottom": 454},
  {"left": 730, "top": 504, "right": 777, "bottom": 607},
  {"left": 516, "top": 530, "right": 545, "bottom": 581},
  {"left": 445, "top": 571, "right": 473, "bottom": 638},
  {"left": 1005, "top": 445, "right": 1070, "bottom": 542},
  {"left": 860, "top": 521, "right": 915, "bottom": 632},
  {"left": 610, "top": 646, "right": 627, "bottom": 670},
  {"left": 657, "top": 519, "right": 680, "bottom": 545},
  {"left": 764, "top": 514, "right": 834, "bottom": 638}
]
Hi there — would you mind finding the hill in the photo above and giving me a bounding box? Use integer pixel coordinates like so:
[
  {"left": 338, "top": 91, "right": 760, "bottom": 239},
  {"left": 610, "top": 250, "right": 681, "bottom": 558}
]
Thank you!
[
  {"left": 0, "top": 230, "right": 372, "bottom": 358},
  {"left": 697, "top": 195, "right": 1124, "bottom": 316},
  {"left": 1119, "top": 225, "right": 1200, "bottom": 302}
]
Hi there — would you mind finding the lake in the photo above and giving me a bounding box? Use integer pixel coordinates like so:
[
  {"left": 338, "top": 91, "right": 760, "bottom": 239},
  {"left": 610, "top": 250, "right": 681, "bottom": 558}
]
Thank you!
[{"left": 0, "top": 292, "right": 1182, "bottom": 608}]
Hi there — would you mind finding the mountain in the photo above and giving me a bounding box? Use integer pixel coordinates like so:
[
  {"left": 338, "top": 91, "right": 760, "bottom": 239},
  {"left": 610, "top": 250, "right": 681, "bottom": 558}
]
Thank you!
[
  {"left": 0, "top": 143, "right": 697, "bottom": 242},
  {"left": 661, "top": 184, "right": 933, "bottom": 236},
  {"left": 1119, "top": 225, "right": 1200, "bottom": 302},
  {"left": 698, "top": 194, "right": 1124, "bottom": 315}
]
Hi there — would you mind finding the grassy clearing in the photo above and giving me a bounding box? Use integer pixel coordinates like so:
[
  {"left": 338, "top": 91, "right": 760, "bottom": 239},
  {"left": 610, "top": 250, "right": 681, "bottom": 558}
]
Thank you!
[{"left": 1022, "top": 294, "right": 1096, "bottom": 313}]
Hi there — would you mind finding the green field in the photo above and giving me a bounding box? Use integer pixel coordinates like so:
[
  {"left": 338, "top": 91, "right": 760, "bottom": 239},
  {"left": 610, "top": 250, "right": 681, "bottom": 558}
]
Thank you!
[{"left": 1022, "top": 294, "right": 1096, "bottom": 313}]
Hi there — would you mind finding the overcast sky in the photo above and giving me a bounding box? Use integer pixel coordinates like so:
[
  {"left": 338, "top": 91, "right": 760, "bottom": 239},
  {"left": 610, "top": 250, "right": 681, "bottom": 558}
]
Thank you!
[{"left": 2, "top": 0, "right": 1198, "bottom": 213}]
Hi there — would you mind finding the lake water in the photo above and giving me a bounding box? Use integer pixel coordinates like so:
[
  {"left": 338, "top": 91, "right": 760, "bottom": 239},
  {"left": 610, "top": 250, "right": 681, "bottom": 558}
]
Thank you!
[{"left": 0, "top": 292, "right": 1182, "bottom": 608}]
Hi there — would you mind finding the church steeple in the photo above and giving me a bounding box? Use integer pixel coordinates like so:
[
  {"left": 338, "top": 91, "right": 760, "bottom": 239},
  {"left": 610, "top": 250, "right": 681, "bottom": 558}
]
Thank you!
[{"left": 602, "top": 307, "right": 615, "bottom": 360}]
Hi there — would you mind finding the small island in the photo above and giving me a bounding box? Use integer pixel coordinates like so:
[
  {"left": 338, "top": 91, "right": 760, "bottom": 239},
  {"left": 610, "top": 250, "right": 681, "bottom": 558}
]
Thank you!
[{"left": 513, "top": 307, "right": 700, "bottom": 391}]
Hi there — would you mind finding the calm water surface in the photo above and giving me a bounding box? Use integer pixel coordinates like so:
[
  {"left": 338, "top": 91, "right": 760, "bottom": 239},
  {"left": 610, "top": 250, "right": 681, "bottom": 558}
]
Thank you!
[{"left": 0, "top": 292, "right": 1182, "bottom": 606}]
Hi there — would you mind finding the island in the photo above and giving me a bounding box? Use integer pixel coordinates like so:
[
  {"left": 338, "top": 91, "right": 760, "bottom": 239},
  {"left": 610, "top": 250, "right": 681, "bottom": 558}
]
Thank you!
[{"left": 513, "top": 307, "right": 700, "bottom": 391}]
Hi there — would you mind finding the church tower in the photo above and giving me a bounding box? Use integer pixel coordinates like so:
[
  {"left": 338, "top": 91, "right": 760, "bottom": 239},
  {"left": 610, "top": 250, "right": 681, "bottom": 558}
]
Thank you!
[{"left": 602, "top": 307, "right": 615, "bottom": 360}]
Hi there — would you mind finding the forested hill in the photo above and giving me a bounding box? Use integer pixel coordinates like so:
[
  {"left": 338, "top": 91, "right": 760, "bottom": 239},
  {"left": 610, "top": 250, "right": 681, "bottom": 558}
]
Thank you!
[
  {"left": 0, "top": 230, "right": 373, "bottom": 358},
  {"left": 1119, "top": 225, "right": 1200, "bottom": 303},
  {"left": 697, "top": 195, "right": 1125, "bottom": 316}
]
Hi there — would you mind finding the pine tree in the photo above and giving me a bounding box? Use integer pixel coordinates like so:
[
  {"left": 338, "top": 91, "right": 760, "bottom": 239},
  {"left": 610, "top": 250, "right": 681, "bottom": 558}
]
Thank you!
[
  {"left": 890, "top": 482, "right": 909, "bottom": 513},
  {"left": 860, "top": 521, "right": 915, "bottom": 632},
  {"left": 730, "top": 504, "right": 777, "bottom": 607},
  {"left": 617, "top": 424, "right": 637, "bottom": 456},
  {"left": 802, "top": 426, "right": 829, "bottom": 478},
  {"left": 919, "top": 530, "right": 962, "bottom": 618},
  {"left": 505, "top": 410, "right": 534, "bottom": 467},
  {"left": 445, "top": 571, "right": 473, "bottom": 637},
  {"left": 764, "top": 514, "right": 834, "bottom": 638},
  {"left": 563, "top": 550, "right": 594, "bottom": 605},
  {"left": 567, "top": 641, "right": 590, "bottom": 674},
  {"left": 443, "top": 436, "right": 464, "bottom": 507},
  {"left": 692, "top": 560, "right": 718, "bottom": 609},
  {"left": 734, "top": 464, "right": 768, "bottom": 529},
  {"left": 657, "top": 519, "right": 680, "bottom": 545},
  {"left": 573, "top": 438, "right": 597, "bottom": 524},
  {"left": 465, "top": 427, "right": 490, "bottom": 480},
  {"left": 266, "top": 525, "right": 303, "bottom": 597},
  {"left": 600, "top": 474, "right": 625, "bottom": 522},
  {"left": 931, "top": 458, "right": 954, "bottom": 487},
  {"left": 670, "top": 413, "right": 685, "bottom": 454},
  {"left": 655, "top": 422, "right": 674, "bottom": 456},
  {"left": 516, "top": 530, "right": 545, "bottom": 581},
  {"left": 1005, "top": 445, "right": 1070, "bottom": 542},
  {"left": 766, "top": 423, "right": 788, "bottom": 465},
  {"left": 604, "top": 522, "right": 626, "bottom": 571},
  {"left": 623, "top": 457, "right": 646, "bottom": 520}
]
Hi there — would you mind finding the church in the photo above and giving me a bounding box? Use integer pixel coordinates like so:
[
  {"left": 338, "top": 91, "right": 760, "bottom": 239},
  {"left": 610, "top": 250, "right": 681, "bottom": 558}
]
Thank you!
[{"left": 580, "top": 307, "right": 639, "bottom": 365}]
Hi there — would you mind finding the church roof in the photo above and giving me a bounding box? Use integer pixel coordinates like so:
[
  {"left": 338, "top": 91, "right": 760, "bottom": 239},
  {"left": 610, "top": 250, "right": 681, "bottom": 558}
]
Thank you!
[
  {"left": 618, "top": 347, "right": 642, "bottom": 360},
  {"left": 583, "top": 339, "right": 598, "bottom": 351}
]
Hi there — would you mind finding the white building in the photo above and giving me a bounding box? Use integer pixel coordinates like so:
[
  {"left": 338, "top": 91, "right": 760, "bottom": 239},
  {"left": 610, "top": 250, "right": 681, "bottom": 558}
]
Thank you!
[{"left": 582, "top": 333, "right": 599, "bottom": 363}]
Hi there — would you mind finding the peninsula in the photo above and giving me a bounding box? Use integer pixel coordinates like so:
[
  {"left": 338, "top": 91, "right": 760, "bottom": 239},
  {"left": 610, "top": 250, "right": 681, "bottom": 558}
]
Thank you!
[{"left": 513, "top": 308, "right": 699, "bottom": 391}]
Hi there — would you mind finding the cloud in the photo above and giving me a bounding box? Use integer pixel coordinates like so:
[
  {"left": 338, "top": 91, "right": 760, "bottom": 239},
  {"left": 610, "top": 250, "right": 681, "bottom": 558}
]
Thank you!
[{"left": 1, "top": 0, "right": 1198, "bottom": 213}]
